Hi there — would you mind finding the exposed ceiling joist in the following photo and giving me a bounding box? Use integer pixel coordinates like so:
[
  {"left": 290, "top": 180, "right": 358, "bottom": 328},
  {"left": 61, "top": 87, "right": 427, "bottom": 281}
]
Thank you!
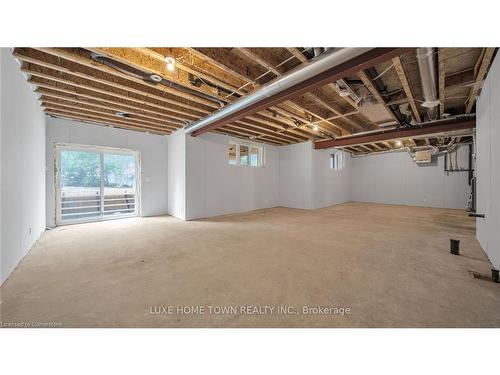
[
  {"left": 286, "top": 47, "right": 308, "bottom": 63},
  {"left": 187, "top": 48, "right": 322, "bottom": 140},
  {"left": 465, "top": 48, "right": 496, "bottom": 113},
  {"left": 438, "top": 49, "right": 446, "bottom": 118},
  {"left": 41, "top": 97, "right": 180, "bottom": 130},
  {"left": 357, "top": 69, "right": 401, "bottom": 125},
  {"left": 190, "top": 48, "right": 411, "bottom": 136},
  {"left": 36, "top": 89, "right": 186, "bottom": 126},
  {"left": 44, "top": 108, "right": 171, "bottom": 134},
  {"left": 392, "top": 56, "right": 421, "bottom": 123},
  {"left": 286, "top": 47, "right": 361, "bottom": 110},
  {"left": 233, "top": 48, "right": 343, "bottom": 137},
  {"left": 28, "top": 48, "right": 219, "bottom": 109},
  {"left": 87, "top": 47, "right": 225, "bottom": 101}
]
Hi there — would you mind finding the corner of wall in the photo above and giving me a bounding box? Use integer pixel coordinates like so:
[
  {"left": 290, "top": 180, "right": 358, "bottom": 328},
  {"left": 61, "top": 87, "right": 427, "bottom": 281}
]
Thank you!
[{"left": 167, "top": 129, "right": 187, "bottom": 220}]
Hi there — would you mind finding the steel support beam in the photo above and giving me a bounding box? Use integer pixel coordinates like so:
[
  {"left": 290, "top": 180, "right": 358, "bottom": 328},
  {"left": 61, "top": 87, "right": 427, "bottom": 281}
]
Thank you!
[{"left": 314, "top": 118, "right": 476, "bottom": 149}]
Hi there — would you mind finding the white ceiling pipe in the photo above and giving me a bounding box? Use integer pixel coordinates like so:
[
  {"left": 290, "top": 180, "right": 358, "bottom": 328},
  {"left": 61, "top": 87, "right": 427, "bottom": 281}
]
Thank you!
[
  {"left": 416, "top": 47, "right": 439, "bottom": 120},
  {"left": 184, "top": 48, "right": 374, "bottom": 135}
]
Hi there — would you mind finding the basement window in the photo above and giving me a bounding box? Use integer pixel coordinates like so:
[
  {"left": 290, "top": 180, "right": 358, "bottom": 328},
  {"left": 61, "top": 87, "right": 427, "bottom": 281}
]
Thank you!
[
  {"left": 240, "top": 145, "right": 249, "bottom": 165},
  {"left": 228, "top": 141, "right": 264, "bottom": 167},
  {"left": 228, "top": 143, "right": 237, "bottom": 165},
  {"left": 330, "top": 152, "right": 345, "bottom": 171}
]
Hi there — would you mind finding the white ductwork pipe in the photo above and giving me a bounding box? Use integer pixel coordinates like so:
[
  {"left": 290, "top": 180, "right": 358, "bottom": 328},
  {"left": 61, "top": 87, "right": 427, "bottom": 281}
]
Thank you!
[
  {"left": 416, "top": 47, "right": 439, "bottom": 120},
  {"left": 184, "top": 48, "right": 374, "bottom": 135}
]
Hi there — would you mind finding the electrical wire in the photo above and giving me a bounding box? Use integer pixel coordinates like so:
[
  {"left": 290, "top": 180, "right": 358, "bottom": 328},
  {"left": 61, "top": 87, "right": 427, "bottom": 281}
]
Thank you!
[{"left": 223, "top": 47, "right": 314, "bottom": 100}]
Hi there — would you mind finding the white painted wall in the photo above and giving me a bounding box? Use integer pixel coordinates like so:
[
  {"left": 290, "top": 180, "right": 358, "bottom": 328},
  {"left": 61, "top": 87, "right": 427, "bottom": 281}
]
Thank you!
[
  {"left": 167, "top": 129, "right": 186, "bottom": 220},
  {"left": 46, "top": 117, "right": 168, "bottom": 227},
  {"left": 278, "top": 141, "right": 351, "bottom": 209},
  {"left": 278, "top": 141, "right": 313, "bottom": 209},
  {"left": 351, "top": 148, "right": 470, "bottom": 209},
  {"left": 185, "top": 132, "right": 279, "bottom": 220},
  {"left": 311, "top": 148, "right": 351, "bottom": 209},
  {"left": 476, "top": 54, "right": 500, "bottom": 269},
  {"left": 1, "top": 49, "right": 46, "bottom": 285}
]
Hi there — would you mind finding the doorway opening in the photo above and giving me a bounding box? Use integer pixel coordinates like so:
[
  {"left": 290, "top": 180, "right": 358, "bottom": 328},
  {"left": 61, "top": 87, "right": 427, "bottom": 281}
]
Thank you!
[{"left": 55, "top": 144, "right": 140, "bottom": 225}]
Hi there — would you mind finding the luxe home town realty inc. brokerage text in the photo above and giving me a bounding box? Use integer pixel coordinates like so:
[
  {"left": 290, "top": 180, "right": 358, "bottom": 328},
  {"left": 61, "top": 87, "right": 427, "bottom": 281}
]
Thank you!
[{"left": 149, "top": 305, "right": 351, "bottom": 316}]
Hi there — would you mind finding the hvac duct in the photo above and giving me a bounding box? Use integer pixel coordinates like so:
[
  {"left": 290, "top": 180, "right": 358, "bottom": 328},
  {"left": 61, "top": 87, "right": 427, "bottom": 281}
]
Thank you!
[
  {"left": 184, "top": 47, "right": 374, "bottom": 135},
  {"left": 416, "top": 48, "right": 439, "bottom": 121}
]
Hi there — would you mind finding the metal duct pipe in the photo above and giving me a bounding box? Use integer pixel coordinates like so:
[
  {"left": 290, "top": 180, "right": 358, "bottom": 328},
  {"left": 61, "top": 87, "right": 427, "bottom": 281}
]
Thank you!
[
  {"left": 184, "top": 48, "right": 374, "bottom": 135},
  {"left": 90, "top": 53, "right": 225, "bottom": 107},
  {"left": 416, "top": 48, "right": 439, "bottom": 120},
  {"left": 352, "top": 147, "right": 410, "bottom": 157}
]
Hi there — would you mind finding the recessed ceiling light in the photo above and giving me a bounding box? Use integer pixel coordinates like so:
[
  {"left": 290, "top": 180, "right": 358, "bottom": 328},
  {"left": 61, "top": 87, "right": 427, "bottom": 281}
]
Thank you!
[{"left": 149, "top": 74, "right": 162, "bottom": 83}]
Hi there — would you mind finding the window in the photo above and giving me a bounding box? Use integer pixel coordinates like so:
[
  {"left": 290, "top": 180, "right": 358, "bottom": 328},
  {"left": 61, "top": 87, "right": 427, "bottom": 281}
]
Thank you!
[
  {"left": 250, "top": 146, "right": 260, "bottom": 167},
  {"left": 239, "top": 145, "right": 249, "bottom": 166},
  {"left": 330, "top": 152, "right": 345, "bottom": 171},
  {"left": 228, "top": 141, "right": 264, "bottom": 167},
  {"left": 228, "top": 143, "right": 237, "bottom": 165},
  {"left": 56, "top": 144, "right": 140, "bottom": 225}
]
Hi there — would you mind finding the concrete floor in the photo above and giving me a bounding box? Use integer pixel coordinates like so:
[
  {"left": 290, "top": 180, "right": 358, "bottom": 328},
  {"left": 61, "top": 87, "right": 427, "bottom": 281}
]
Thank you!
[{"left": 1, "top": 202, "right": 499, "bottom": 327}]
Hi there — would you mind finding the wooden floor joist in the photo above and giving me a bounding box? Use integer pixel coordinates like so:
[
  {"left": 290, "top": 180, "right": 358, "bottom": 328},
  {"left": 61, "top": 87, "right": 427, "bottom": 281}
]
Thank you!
[
  {"left": 358, "top": 69, "right": 401, "bottom": 125},
  {"left": 438, "top": 49, "right": 446, "bottom": 118},
  {"left": 190, "top": 48, "right": 411, "bottom": 137},
  {"left": 9, "top": 47, "right": 493, "bottom": 147},
  {"left": 465, "top": 48, "right": 496, "bottom": 113},
  {"left": 189, "top": 48, "right": 333, "bottom": 139},
  {"left": 392, "top": 56, "right": 422, "bottom": 123}
]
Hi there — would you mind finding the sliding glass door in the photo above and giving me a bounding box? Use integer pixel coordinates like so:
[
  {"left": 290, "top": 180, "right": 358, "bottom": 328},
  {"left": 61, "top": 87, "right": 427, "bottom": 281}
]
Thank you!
[
  {"left": 56, "top": 144, "right": 140, "bottom": 225},
  {"left": 102, "top": 153, "right": 137, "bottom": 218}
]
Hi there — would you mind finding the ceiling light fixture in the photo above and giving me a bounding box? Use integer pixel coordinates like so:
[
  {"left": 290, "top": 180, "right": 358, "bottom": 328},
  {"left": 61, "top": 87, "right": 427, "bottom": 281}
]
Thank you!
[
  {"left": 313, "top": 124, "right": 319, "bottom": 131},
  {"left": 395, "top": 140, "right": 403, "bottom": 147},
  {"left": 149, "top": 74, "right": 162, "bottom": 83},
  {"left": 166, "top": 57, "right": 176, "bottom": 72}
]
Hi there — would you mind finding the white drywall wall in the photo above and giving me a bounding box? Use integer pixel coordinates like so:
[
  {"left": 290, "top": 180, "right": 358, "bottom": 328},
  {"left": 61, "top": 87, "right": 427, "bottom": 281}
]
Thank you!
[
  {"left": 1, "top": 49, "right": 46, "bottom": 285},
  {"left": 278, "top": 141, "right": 351, "bottom": 209},
  {"left": 278, "top": 141, "right": 313, "bottom": 209},
  {"left": 167, "top": 129, "right": 186, "bottom": 220},
  {"left": 46, "top": 117, "right": 168, "bottom": 227},
  {"left": 476, "top": 54, "right": 500, "bottom": 269},
  {"left": 185, "top": 132, "right": 279, "bottom": 220},
  {"left": 311, "top": 148, "right": 351, "bottom": 209},
  {"left": 351, "top": 147, "right": 470, "bottom": 209}
]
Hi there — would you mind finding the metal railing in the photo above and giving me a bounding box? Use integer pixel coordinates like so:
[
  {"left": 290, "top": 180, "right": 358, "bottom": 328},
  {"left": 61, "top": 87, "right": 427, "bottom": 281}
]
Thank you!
[{"left": 61, "top": 192, "right": 135, "bottom": 221}]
